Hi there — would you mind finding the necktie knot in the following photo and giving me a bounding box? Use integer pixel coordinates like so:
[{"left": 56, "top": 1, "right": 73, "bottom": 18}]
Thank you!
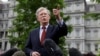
[{"left": 42, "top": 26, "right": 46, "bottom": 29}]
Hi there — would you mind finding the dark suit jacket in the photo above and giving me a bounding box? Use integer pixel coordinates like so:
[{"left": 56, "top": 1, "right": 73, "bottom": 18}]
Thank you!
[{"left": 25, "top": 22, "right": 67, "bottom": 56}]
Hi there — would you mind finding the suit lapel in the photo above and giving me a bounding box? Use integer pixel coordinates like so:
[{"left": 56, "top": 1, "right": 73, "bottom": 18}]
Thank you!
[
  {"left": 45, "top": 25, "right": 53, "bottom": 39},
  {"left": 35, "top": 28, "right": 41, "bottom": 45}
]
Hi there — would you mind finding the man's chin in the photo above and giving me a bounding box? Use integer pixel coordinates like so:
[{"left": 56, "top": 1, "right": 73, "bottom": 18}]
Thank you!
[
  {"left": 42, "top": 21, "right": 48, "bottom": 23},
  {"left": 42, "top": 22, "right": 48, "bottom": 24}
]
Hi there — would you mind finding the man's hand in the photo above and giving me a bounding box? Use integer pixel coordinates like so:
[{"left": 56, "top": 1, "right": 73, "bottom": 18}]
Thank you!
[
  {"left": 53, "top": 9, "right": 61, "bottom": 20},
  {"left": 31, "top": 51, "right": 40, "bottom": 56}
]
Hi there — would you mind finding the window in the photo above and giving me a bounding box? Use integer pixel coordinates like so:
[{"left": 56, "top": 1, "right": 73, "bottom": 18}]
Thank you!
[
  {"left": 86, "top": 19, "right": 91, "bottom": 26},
  {"left": 94, "top": 30, "right": 98, "bottom": 38},
  {"left": 4, "top": 41, "right": 7, "bottom": 50},
  {"left": 89, "top": 5, "right": 95, "bottom": 12},
  {"left": 67, "top": 43, "right": 70, "bottom": 48},
  {"left": 67, "top": 3, "right": 72, "bottom": 7},
  {"left": 0, "top": 20, "right": 3, "bottom": 28},
  {"left": 0, "top": 31, "right": 4, "bottom": 38},
  {"left": 86, "top": 30, "right": 91, "bottom": 38},
  {"left": 87, "top": 43, "right": 91, "bottom": 51},
  {"left": 2, "top": 13, "right": 4, "bottom": 19},
  {"left": 75, "top": 28, "right": 80, "bottom": 38},
  {"left": 75, "top": 2, "right": 81, "bottom": 6},
  {"left": 3, "top": 13, "right": 8, "bottom": 19},
  {"left": 0, "top": 4, "right": 2, "bottom": 9},
  {"left": 75, "top": 16, "right": 80, "bottom": 25},
  {"left": 0, "top": 10, "right": 2, "bottom": 13},
  {"left": 93, "top": 20, "right": 98, "bottom": 26},
  {"left": 5, "top": 21, "right": 8, "bottom": 28},
  {"left": 95, "top": 44, "right": 98, "bottom": 51},
  {"left": 5, "top": 31, "right": 8, "bottom": 37},
  {"left": 3, "top": 4, "right": 8, "bottom": 9},
  {"left": 0, "top": 14, "right": 3, "bottom": 18},
  {"left": 0, "top": 42, "right": 2, "bottom": 49},
  {"left": 76, "top": 43, "right": 80, "bottom": 50}
]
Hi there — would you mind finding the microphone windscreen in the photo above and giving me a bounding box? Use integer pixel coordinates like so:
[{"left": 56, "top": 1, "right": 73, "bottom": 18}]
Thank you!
[
  {"left": 12, "top": 51, "right": 26, "bottom": 56},
  {"left": 43, "top": 39, "right": 63, "bottom": 56},
  {"left": 1, "top": 48, "right": 19, "bottom": 56},
  {"left": 69, "top": 48, "right": 82, "bottom": 56}
]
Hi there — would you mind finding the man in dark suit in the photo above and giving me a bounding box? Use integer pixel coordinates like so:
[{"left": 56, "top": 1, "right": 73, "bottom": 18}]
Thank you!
[{"left": 25, "top": 7, "right": 68, "bottom": 56}]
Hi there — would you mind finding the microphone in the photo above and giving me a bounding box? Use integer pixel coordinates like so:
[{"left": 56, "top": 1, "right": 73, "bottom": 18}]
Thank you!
[
  {"left": 43, "top": 39, "right": 63, "bottom": 56},
  {"left": 69, "top": 48, "right": 82, "bottom": 56},
  {"left": 12, "top": 51, "right": 26, "bottom": 56},
  {"left": 0, "top": 48, "right": 19, "bottom": 56}
]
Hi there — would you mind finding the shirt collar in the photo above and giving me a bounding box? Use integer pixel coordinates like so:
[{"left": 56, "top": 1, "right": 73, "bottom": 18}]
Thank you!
[{"left": 40, "top": 24, "right": 49, "bottom": 29}]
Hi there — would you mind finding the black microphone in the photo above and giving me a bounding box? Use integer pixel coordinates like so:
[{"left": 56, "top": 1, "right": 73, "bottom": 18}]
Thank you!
[
  {"left": 43, "top": 39, "right": 63, "bottom": 56},
  {"left": 69, "top": 48, "right": 83, "bottom": 56},
  {"left": 0, "top": 48, "right": 19, "bottom": 56}
]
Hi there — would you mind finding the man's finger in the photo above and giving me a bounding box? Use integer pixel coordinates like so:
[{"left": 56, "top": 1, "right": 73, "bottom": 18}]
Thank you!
[
  {"left": 32, "top": 52, "right": 40, "bottom": 56},
  {"left": 34, "top": 52, "right": 40, "bottom": 56}
]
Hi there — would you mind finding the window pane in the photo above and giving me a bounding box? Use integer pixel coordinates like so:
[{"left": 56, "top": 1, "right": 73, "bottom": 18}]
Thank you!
[
  {"left": 86, "top": 43, "right": 91, "bottom": 51},
  {"left": 0, "top": 32, "right": 4, "bottom": 38},
  {"left": 95, "top": 44, "right": 98, "bottom": 51},
  {"left": 75, "top": 16, "right": 80, "bottom": 25},
  {"left": 94, "top": 30, "right": 98, "bottom": 38},
  {"left": 75, "top": 28, "right": 80, "bottom": 38},
  {"left": 0, "top": 42, "right": 2, "bottom": 49},
  {"left": 76, "top": 43, "right": 80, "bottom": 50}
]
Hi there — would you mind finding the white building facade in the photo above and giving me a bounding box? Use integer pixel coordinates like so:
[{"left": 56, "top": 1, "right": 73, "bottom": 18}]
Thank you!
[
  {"left": 0, "top": 1, "right": 10, "bottom": 51},
  {"left": 64, "top": 0, "right": 100, "bottom": 54},
  {"left": 0, "top": 0, "right": 16, "bottom": 51}
]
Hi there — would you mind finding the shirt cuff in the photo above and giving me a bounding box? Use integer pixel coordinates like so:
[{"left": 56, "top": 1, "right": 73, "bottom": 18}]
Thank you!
[
  {"left": 56, "top": 19, "right": 64, "bottom": 26},
  {"left": 30, "top": 51, "right": 33, "bottom": 56}
]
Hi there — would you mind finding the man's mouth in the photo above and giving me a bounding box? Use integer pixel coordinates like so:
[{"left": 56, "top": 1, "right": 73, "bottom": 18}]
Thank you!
[{"left": 42, "top": 18, "right": 46, "bottom": 20}]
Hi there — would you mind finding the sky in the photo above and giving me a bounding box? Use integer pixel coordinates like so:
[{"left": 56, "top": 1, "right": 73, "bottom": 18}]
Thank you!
[
  {"left": 1, "top": 0, "right": 91, "bottom": 2},
  {"left": 1, "top": 0, "right": 8, "bottom": 2},
  {"left": 86, "top": 0, "right": 90, "bottom": 1}
]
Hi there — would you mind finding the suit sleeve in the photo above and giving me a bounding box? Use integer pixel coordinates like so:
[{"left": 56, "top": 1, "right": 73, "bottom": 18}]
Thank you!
[
  {"left": 52, "top": 20, "right": 68, "bottom": 44},
  {"left": 25, "top": 32, "right": 33, "bottom": 56}
]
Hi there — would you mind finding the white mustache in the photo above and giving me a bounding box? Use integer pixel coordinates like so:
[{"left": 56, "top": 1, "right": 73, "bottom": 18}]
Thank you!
[{"left": 42, "top": 17, "right": 46, "bottom": 19}]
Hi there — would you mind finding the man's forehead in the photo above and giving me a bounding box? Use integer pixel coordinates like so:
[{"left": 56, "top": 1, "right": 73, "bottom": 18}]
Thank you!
[{"left": 38, "top": 9, "right": 48, "bottom": 14}]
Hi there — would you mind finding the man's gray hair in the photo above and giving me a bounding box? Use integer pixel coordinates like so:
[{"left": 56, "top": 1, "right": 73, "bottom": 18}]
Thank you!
[{"left": 35, "top": 7, "right": 50, "bottom": 17}]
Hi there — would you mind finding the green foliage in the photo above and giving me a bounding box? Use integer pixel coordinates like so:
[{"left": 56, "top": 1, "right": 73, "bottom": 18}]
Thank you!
[
  {"left": 84, "top": 13, "right": 100, "bottom": 20},
  {"left": 85, "top": 0, "right": 100, "bottom": 20},
  {"left": 97, "top": 48, "right": 100, "bottom": 56},
  {"left": 59, "top": 37, "right": 67, "bottom": 56},
  {"left": 91, "top": 0, "right": 100, "bottom": 3},
  {"left": 8, "top": 0, "right": 71, "bottom": 56}
]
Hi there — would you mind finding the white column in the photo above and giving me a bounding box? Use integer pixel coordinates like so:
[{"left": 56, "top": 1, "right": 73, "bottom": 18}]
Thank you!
[
  {"left": 6, "top": 41, "right": 11, "bottom": 50},
  {"left": 3, "top": 31, "right": 6, "bottom": 39},
  {"left": 98, "top": 44, "right": 100, "bottom": 49},
  {"left": 80, "top": 41, "right": 85, "bottom": 53},
  {"left": 91, "top": 43, "right": 95, "bottom": 52},
  {"left": 2, "top": 41, "right": 5, "bottom": 50}
]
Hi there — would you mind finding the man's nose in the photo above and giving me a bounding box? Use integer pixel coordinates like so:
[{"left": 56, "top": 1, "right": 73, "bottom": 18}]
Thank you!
[{"left": 42, "top": 14, "right": 46, "bottom": 17}]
